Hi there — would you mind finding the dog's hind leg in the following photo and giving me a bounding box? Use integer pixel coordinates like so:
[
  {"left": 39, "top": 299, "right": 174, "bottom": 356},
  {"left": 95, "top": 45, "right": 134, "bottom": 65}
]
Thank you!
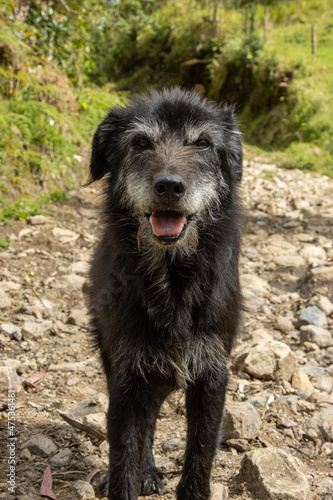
[{"left": 176, "top": 370, "right": 228, "bottom": 500}]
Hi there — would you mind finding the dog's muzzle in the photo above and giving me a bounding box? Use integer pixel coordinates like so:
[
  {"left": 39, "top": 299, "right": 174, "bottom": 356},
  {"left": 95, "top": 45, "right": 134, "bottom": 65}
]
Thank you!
[{"left": 147, "top": 175, "right": 194, "bottom": 242}]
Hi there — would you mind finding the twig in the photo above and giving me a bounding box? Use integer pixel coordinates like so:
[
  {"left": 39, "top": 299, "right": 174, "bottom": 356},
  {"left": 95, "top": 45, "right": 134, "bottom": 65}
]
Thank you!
[{"left": 59, "top": 412, "right": 106, "bottom": 441}]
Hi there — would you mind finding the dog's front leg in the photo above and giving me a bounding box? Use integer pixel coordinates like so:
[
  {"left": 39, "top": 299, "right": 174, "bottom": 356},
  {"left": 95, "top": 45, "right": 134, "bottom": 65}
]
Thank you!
[
  {"left": 176, "top": 370, "right": 228, "bottom": 500},
  {"left": 106, "top": 378, "right": 150, "bottom": 500}
]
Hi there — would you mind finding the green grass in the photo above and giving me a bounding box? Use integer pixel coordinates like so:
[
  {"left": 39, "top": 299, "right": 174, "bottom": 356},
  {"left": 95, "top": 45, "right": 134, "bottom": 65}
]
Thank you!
[
  {"left": 253, "top": 16, "right": 333, "bottom": 176},
  {"left": 0, "top": 237, "right": 10, "bottom": 249}
]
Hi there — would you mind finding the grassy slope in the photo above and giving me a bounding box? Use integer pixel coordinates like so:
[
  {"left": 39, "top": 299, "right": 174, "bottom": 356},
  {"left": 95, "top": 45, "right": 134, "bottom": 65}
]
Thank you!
[
  {"left": 0, "top": 9, "right": 126, "bottom": 220},
  {"left": 245, "top": 2, "right": 333, "bottom": 175}
]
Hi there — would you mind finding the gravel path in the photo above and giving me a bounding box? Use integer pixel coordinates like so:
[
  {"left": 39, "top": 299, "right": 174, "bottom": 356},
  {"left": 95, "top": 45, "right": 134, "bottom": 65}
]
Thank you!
[{"left": 0, "top": 158, "right": 332, "bottom": 500}]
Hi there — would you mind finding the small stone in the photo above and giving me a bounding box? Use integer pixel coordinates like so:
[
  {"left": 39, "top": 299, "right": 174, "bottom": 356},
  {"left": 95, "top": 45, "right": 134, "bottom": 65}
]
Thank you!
[
  {"left": 242, "top": 340, "right": 297, "bottom": 381},
  {"left": 162, "top": 438, "right": 185, "bottom": 451},
  {"left": 273, "top": 255, "right": 306, "bottom": 268},
  {"left": 291, "top": 371, "right": 314, "bottom": 398},
  {"left": 0, "top": 366, "right": 23, "bottom": 392},
  {"left": 52, "top": 227, "right": 80, "bottom": 240},
  {"left": 303, "top": 406, "right": 333, "bottom": 441},
  {"left": 0, "top": 323, "right": 21, "bottom": 339},
  {"left": 21, "top": 434, "right": 58, "bottom": 456},
  {"left": 82, "top": 413, "right": 107, "bottom": 434},
  {"left": 311, "top": 295, "right": 333, "bottom": 316},
  {"left": 300, "top": 325, "right": 332, "bottom": 348},
  {"left": 250, "top": 328, "right": 274, "bottom": 342},
  {"left": 239, "top": 448, "right": 311, "bottom": 500},
  {"left": 313, "top": 375, "right": 333, "bottom": 394},
  {"left": 276, "top": 316, "right": 294, "bottom": 334},
  {"left": 316, "top": 478, "right": 333, "bottom": 497},
  {"left": 50, "top": 448, "right": 72, "bottom": 467},
  {"left": 22, "top": 320, "right": 53, "bottom": 339},
  {"left": 210, "top": 483, "right": 228, "bottom": 500},
  {"left": 225, "top": 438, "right": 250, "bottom": 452},
  {"left": 72, "top": 480, "right": 96, "bottom": 500},
  {"left": 71, "top": 261, "right": 89, "bottom": 275},
  {"left": 223, "top": 402, "right": 261, "bottom": 441},
  {"left": 0, "top": 289, "right": 12, "bottom": 309},
  {"left": 26, "top": 215, "right": 50, "bottom": 225},
  {"left": 57, "top": 274, "right": 86, "bottom": 289},
  {"left": 310, "top": 266, "right": 333, "bottom": 280},
  {"left": 303, "top": 341, "right": 320, "bottom": 352},
  {"left": 298, "top": 306, "right": 327, "bottom": 328},
  {"left": 68, "top": 308, "right": 88, "bottom": 325},
  {"left": 20, "top": 448, "right": 31, "bottom": 460},
  {"left": 300, "top": 245, "right": 327, "bottom": 260},
  {"left": 240, "top": 274, "right": 271, "bottom": 294}
]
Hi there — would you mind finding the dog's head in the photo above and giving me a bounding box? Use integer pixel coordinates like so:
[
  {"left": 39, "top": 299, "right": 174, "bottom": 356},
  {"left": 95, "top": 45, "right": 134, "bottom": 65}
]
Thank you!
[{"left": 90, "top": 87, "right": 242, "bottom": 254}]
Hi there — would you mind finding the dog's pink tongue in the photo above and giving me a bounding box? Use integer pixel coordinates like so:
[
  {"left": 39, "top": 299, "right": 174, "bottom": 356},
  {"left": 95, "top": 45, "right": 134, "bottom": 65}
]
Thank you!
[{"left": 150, "top": 212, "right": 186, "bottom": 237}]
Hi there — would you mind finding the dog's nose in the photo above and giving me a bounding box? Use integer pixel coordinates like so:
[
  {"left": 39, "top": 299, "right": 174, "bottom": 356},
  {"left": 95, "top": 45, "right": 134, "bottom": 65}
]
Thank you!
[{"left": 153, "top": 175, "right": 187, "bottom": 200}]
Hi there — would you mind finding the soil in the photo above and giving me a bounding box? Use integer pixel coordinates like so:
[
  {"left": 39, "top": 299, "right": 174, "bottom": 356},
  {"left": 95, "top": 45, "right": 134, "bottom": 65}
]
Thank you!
[{"left": 0, "top": 158, "right": 332, "bottom": 500}]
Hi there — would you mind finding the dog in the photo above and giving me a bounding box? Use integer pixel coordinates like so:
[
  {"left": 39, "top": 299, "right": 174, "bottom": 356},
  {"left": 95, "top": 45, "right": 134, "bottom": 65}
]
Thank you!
[{"left": 87, "top": 87, "right": 243, "bottom": 500}]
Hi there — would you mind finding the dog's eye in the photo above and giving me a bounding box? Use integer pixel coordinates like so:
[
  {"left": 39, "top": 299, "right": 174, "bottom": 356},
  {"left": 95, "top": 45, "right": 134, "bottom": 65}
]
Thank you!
[
  {"left": 195, "top": 139, "right": 210, "bottom": 150},
  {"left": 136, "top": 138, "right": 150, "bottom": 148}
]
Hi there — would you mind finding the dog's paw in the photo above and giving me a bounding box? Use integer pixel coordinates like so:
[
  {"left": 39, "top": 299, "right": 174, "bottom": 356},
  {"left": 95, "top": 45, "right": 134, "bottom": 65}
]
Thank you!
[
  {"left": 141, "top": 467, "right": 165, "bottom": 496},
  {"left": 95, "top": 472, "right": 109, "bottom": 498}
]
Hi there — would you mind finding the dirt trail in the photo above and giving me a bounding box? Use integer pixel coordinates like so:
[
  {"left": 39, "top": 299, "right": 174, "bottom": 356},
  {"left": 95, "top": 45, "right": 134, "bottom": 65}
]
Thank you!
[{"left": 0, "top": 158, "right": 332, "bottom": 500}]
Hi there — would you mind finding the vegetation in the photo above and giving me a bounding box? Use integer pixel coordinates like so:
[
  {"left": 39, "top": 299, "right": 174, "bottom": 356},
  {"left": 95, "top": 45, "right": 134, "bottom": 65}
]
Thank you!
[{"left": 0, "top": 0, "right": 332, "bottom": 218}]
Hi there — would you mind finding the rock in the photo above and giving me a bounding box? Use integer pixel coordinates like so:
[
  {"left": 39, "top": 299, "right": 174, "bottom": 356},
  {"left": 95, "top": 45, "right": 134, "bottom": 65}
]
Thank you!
[
  {"left": 22, "top": 320, "right": 54, "bottom": 339},
  {"left": 310, "top": 265, "right": 333, "bottom": 281},
  {"left": 239, "top": 448, "right": 311, "bottom": 500},
  {"left": 0, "top": 323, "right": 22, "bottom": 340},
  {"left": 237, "top": 340, "right": 297, "bottom": 381},
  {"left": 273, "top": 255, "right": 306, "bottom": 268},
  {"left": 52, "top": 227, "right": 80, "bottom": 240},
  {"left": 71, "top": 261, "right": 89, "bottom": 275},
  {"left": 71, "top": 480, "right": 96, "bottom": 500},
  {"left": 303, "top": 406, "right": 333, "bottom": 441},
  {"left": 26, "top": 215, "right": 50, "bottom": 225},
  {"left": 57, "top": 274, "right": 86, "bottom": 289},
  {"left": 0, "top": 366, "right": 23, "bottom": 392},
  {"left": 310, "top": 295, "right": 333, "bottom": 316},
  {"left": 210, "top": 483, "right": 228, "bottom": 500},
  {"left": 316, "top": 477, "right": 333, "bottom": 497},
  {"left": 246, "top": 390, "right": 274, "bottom": 408},
  {"left": 50, "top": 448, "right": 72, "bottom": 467},
  {"left": 21, "top": 434, "right": 58, "bottom": 456},
  {"left": 298, "top": 306, "right": 327, "bottom": 328},
  {"left": 69, "top": 393, "right": 108, "bottom": 417},
  {"left": 68, "top": 308, "right": 89, "bottom": 325},
  {"left": 240, "top": 274, "right": 271, "bottom": 294},
  {"left": 313, "top": 375, "right": 333, "bottom": 394},
  {"left": 162, "top": 438, "right": 185, "bottom": 451},
  {"left": 250, "top": 328, "right": 274, "bottom": 342},
  {"left": 48, "top": 357, "right": 98, "bottom": 373},
  {"left": 0, "top": 288, "right": 12, "bottom": 308},
  {"left": 223, "top": 402, "right": 261, "bottom": 441},
  {"left": 299, "top": 245, "right": 327, "bottom": 260},
  {"left": 291, "top": 371, "right": 314, "bottom": 398},
  {"left": 82, "top": 412, "right": 107, "bottom": 434},
  {"left": 225, "top": 438, "right": 250, "bottom": 452},
  {"left": 299, "top": 325, "right": 333, "bottom": 348},
  {"left": 276, "top": 316, "right": 294, "bottom": 334}
]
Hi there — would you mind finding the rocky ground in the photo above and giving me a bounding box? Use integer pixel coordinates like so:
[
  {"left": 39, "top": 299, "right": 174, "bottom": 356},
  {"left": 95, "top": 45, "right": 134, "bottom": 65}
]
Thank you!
[{"left": 0, "top": 158, "right": 333, "bottom": 500}]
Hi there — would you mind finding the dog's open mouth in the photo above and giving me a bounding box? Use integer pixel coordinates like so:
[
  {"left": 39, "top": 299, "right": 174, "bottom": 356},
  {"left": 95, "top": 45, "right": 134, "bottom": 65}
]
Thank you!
[{"left": 147, "top": 210, "right": 192, "bottom": 241}]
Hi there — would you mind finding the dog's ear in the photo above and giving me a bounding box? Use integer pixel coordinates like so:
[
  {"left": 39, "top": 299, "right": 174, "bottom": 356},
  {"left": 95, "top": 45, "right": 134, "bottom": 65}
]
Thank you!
[
  {"left": 88, "top": 107, "right": 126, "bottom": 184},
  {"left": 220, "top": 106, "right": 243, "bottom": 183}
]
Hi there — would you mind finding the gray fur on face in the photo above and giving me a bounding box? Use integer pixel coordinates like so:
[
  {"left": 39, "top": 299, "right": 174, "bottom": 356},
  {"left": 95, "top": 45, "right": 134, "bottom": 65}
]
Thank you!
[{"left": 114, "top": 123, "right": 230, "bottom": 255}]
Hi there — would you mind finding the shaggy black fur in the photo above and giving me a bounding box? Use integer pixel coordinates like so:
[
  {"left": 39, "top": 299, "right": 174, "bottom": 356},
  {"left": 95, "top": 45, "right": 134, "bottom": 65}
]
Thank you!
[{"left": 87, "top": 87, "right": 243, "bottom": 500}]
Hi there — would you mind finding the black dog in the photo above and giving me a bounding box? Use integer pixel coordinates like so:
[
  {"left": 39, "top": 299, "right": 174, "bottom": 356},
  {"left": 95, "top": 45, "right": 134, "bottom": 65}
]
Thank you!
[{"left": 87, "top": 88, "right": 243, "bottom": 500}]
